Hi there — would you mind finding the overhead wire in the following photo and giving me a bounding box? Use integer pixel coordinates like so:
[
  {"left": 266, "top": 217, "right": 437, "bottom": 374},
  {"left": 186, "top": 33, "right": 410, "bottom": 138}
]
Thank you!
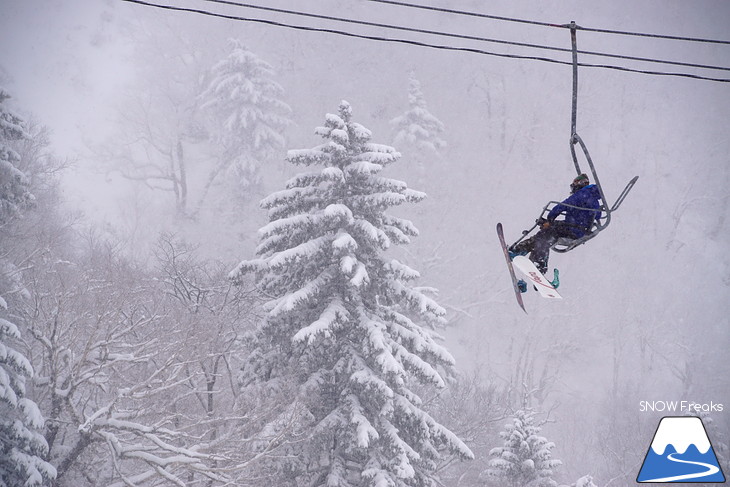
[
  {"left": 196, "top": 0, "right": 730, "bottom": 73},
  {"left": 119, "top": 0, "right": 730, "bottom": 83},
  {"left": 365, "top": 0, "right": 568, "bottom": 30},
  {"left": 196, "top": 0, "right": 583, "bottom": 56},
  {"left": 364, "top": 0, "right": 730, "bottom": 46}
]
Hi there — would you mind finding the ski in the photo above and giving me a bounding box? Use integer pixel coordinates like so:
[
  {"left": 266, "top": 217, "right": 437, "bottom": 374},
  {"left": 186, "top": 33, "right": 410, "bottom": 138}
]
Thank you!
[
  {"left": 496, "top": 223, "right": 527, "bottom": 313},
  {"left": 512, "top": 255, "right": 563, "bottom": 299}
]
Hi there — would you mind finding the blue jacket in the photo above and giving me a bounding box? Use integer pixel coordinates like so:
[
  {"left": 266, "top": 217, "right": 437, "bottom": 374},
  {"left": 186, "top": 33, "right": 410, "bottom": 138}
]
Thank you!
[{"left": 547, "top": 184, "right": 602, "bottom": 238}]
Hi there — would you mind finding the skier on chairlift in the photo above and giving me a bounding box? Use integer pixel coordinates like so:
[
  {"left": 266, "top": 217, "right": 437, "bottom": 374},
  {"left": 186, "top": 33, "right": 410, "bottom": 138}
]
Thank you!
[{"left": 509, "top": 173, "right": 602, "bottom": 278}]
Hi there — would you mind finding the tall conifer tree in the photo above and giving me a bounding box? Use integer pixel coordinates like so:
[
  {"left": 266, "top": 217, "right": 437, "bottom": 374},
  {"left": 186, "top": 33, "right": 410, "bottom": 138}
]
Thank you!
[
  {"left": 0, "top": 89, "right": 56, "bottom": 486},
  {"left": 232, "top": 101, "right": 472, "bottom": 486},
  {"left": 390, "top": 74, "right": 446, "bottom": 155},
  {"left": 200, "top": 39, "right": 291, "bottom": 201},
  {"left": 0, "top": 90, "right": 33, "bottom": 224}
]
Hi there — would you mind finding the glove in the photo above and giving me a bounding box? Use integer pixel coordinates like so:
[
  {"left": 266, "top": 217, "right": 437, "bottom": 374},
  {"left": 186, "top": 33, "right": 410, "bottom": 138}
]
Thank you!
[{"left": 538, "top": 218, "right": 551, "bottom": 229}]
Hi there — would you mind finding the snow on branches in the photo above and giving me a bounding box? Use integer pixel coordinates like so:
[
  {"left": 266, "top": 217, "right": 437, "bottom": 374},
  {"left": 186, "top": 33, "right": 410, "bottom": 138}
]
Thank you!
[
  {"left": 233, "top": 100, "right": 472, "bottom": 485},
  {"left": 484, "top": 409, "right": 562, "bottom": 487},
  {"left": 0, "top": 89, "right": 33, "bottom": 225},
  {"left": 0, "top": 311, "right": 56, "bottom": 486}
]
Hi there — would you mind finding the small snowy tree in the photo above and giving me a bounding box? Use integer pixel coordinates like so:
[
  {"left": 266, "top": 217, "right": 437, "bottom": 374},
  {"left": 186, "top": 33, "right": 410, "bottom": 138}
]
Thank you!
[
  {"left": 484, "top": 409, "right": 561, "bottom": 487},
  {"left": 232, "top": 100, "right": 473, "bottom": 486},
  {"left": 390, "top": 73, "right": 446, "bottom": 156},
  {"left": 0, "top": 89, "right": 55, "bottom": 486},
  {"left": 0, "top": 305, "right": 57, "bottom": 487},
  {"left": 572, "top": 475, "right": 597, "bottom": 487},
  {"left": 558, "top": 475, "right": 598, "bottom": 487},
  {"left": 199, "top": 38, "right": 291, "bottom": 204}
]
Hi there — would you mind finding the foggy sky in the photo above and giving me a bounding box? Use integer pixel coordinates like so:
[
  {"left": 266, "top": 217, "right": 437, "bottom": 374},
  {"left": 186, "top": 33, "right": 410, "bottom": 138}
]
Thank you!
[{"left": 1, "top": 0, "right": 729, "bottom": 482}]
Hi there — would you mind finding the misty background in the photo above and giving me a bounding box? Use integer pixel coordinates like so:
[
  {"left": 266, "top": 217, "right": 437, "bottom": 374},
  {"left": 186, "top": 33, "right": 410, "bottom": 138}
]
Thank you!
[{"left": 1, "top": 0, "right": 728, "bottom": 485}]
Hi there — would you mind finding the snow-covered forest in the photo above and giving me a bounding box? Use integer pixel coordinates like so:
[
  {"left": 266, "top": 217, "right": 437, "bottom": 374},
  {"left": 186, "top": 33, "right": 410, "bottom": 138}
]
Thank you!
[{"left": 1, "top": 0, "right": 729, "bottom": 485}]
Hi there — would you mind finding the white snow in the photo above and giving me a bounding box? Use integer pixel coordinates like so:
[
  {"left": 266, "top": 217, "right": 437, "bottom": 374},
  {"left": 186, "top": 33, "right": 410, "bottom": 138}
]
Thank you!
[
  {"left": 323, "top": 203, "right": 353, "bottom": 222},
  {"left": 339, "top": 255, "right": 356, "bottom": 275},
  {"left": 268, "top": 235, "right": 330, "bottom": 269},
  {"left": 349, "top": 262, "right": 369, "bottom": 287},
  {"left": 324, "top": 112, "right": 345, "bottom": 128},
  {"left": 330, "top": 128, "right": 349, "bottom": 143},
  {"left": 0, "top": 317, "right": 21, "bottom": 339},
  {"left": 352, "top": 218, "right": 390, "bottom": 249},
  {"left": 346, "top": 160, "right": 383, "bottom": 175},
  {"left": 346, "top": 394, "right": 380, "bottom": 448},
  {"left": 269, "top": 269, "right": 334, "bottom": 317},
  {"left": 332, "top": 231, "right": 358, "bottom": 251},
  {"left": 292, "top": 298, "right": 348, "bottom": 344}
]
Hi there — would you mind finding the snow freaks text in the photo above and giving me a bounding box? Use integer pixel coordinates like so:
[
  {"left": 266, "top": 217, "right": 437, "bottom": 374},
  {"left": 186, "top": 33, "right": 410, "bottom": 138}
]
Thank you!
[{"left": 639, "top": 401, "right": 724, "bottom": 413}]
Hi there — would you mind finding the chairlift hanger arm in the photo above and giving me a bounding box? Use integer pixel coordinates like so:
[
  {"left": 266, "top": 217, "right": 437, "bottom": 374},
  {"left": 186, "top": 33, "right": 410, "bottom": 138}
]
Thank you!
[
  {"left": 510, "top": 21, "right": 639, "bottom": 254},
  {"left": 568, "top": 22, "right": 638, "bottom": 232}
]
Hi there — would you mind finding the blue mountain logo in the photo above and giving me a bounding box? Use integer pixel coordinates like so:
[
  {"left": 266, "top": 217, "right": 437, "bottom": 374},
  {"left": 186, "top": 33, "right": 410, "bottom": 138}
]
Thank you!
[{"left": 637, "top": 416, "right": 726, "bottom": 483}]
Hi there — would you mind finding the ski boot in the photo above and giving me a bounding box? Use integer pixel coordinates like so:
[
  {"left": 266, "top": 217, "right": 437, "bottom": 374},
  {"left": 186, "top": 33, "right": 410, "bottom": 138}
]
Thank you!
[
  {"left": 508, "top": 246, "right": 527, "bottom": 261},
  {"left": 550, "top": 268, "right": 560, "bottom": 289},
  {"left": 517, "top": 279, "right": 528, "bottom": 293}
]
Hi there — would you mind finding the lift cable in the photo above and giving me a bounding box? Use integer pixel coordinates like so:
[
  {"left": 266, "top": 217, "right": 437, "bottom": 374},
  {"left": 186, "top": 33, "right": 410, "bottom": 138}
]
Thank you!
[
  {"left": 198, "top": 0, "right": 730, "bottom": 72},
  {"left": 366, "top": 0, "right": 565, "bottom": 30},
  {"left": 119, "top": 0, "right": 730, "bottom": 83},
  {"left": 364, "top": 0, "right": 730, "bottom": 46}
]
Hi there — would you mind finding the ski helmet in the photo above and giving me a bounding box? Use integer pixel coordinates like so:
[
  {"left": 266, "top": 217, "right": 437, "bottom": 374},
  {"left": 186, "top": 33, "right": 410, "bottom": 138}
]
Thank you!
[{"left": 571, "top": 173, "right": 589, "bottom": 193}]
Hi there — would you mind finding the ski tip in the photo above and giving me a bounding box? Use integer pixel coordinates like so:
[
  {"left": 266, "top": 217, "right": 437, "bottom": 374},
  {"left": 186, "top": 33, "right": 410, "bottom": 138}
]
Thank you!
[{"left": 516, "top": 296, "right": 527, "bottom": 314}]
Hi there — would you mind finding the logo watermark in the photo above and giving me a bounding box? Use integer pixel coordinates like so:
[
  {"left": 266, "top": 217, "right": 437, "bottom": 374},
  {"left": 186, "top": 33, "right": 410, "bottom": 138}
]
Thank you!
[
  {"left": 637, "top": 416, "right": 726, "bottom": 483},
  {"left": 639, "top": 401, "right": 724, "bottom": 413}
]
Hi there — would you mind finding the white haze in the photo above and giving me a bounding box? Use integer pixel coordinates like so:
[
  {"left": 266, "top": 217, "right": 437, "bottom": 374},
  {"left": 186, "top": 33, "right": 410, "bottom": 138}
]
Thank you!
[{"left": 1, "top": 0, "right": 729, "bottom": 483}]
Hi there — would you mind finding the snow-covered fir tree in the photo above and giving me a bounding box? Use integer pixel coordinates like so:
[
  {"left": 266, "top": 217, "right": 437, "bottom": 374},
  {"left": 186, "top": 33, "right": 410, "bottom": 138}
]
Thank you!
[
  {"left": 484, "top": 409, "right": 562, "bottom": 487},
  {"left": 199, "top": 38, "right": 291, "bottom": 202},
  {"left": 390, "top": 73, "right": 446, "bottom": 156},
  {"left": 568, "top": 475, "right": 597, "bottom": 487},
  {"left": 231, "top": 100, "right": 473, "bottom": 486},
  {"left": 0, "top": 89, "right": 56, "bottom": 486},
  {"left": 0, "top": 305, "right": 56, "bottom": 487},
  {"left": 0, "top": 89, "right": 33, "bottom": 225}
]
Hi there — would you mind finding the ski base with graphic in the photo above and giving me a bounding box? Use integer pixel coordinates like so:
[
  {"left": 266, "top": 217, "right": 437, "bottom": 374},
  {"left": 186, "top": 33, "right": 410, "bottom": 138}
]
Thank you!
[
  {"left": 512, "top": 255, "right": 562, "bottom": 299},
  {"left": 496, "top": 223, "right": 527, "bottom": 313}
]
